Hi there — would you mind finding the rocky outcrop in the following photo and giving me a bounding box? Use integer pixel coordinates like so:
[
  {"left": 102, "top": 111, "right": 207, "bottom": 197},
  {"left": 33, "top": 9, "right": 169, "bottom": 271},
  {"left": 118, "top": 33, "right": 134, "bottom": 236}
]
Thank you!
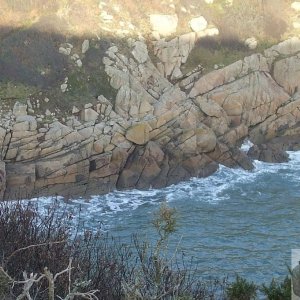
[
  {"left": 149, "top": 14, "right": 178, "bottom": 37},
  {"left": 1, "top": 37, "right": 300, "bottom": 200},
  {"left": 248, "top": 144, "right": 289, "bottom": 163}
]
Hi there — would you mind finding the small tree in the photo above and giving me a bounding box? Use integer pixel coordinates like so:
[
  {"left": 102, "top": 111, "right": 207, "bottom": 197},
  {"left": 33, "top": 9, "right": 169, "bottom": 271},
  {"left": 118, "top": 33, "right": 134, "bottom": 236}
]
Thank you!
[{"left": 152, "top": 201, "right": 177, "bottom": 250}]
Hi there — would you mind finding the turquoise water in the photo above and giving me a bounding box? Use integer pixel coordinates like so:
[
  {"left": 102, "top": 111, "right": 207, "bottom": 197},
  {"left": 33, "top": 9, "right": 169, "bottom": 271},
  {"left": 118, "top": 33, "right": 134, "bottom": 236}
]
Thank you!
[{"left": 34, "top": 150, "right": 300, "bottom": 284}]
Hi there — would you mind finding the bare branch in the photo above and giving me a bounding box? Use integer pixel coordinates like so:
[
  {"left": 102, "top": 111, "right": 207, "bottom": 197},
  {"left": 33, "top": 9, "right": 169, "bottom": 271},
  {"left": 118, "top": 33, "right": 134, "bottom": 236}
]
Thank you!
[
  {"left": 54, "top": 258, "right": 73, "bottom": 281},
  {"left": 0, "top": 266, "right": 13, "bottom": 282},
  {"left": 44, "top": 267, "right": 55, "bottom": 300},
  {"left": 63, "top": 290, "right": 99, "bottom": 300},
  {"left": 5, "top": 240, "right": 66, "bottom": 264},
  {"left": 13, "top": 273, "right": 45, "bottom": 285},
  {"left": 15, "top": 271, "right": 45, "bottom": 300}
]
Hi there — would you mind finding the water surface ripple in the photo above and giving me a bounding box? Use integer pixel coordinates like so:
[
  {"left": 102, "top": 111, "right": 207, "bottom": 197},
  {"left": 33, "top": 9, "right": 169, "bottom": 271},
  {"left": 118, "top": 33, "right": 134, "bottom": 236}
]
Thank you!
[{"left": 32, "top": 151, "right": 300, "bottom": 283}]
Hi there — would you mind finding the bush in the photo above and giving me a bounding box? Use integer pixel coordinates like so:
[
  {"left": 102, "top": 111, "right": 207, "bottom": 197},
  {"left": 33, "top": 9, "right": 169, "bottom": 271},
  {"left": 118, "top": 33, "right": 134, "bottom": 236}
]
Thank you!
[
  {"left": 0, "top": 200, "right": 228, "bottom": 299},
  {"left": 0, "top": 200, "right": 292, "bottom": 299},
  {"left": 261, "top": 276, "right": 291, "bottom": 300},
  {"left": 226, "top": 275, "right": 257, "bottom": 300},
  {"left": 0, "top": 201, "right": 74, "bottom": 298}
]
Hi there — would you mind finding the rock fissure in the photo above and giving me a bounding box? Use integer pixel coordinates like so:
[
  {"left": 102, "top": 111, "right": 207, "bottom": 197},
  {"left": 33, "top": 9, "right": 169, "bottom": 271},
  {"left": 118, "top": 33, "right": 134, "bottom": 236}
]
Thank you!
[{"left": 1, "top": 35, "right": 300, "bottom": 199}]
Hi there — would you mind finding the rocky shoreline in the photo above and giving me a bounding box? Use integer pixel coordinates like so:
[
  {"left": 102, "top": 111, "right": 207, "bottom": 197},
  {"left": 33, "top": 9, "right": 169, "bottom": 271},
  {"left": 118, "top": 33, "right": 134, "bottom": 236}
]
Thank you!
[{"left": 1, "top": 36, "right": 300, "bottom": 200}]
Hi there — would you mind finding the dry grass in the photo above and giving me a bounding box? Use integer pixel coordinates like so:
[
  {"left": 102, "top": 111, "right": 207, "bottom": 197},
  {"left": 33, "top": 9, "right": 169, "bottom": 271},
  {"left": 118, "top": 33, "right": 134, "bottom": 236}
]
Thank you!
[{"left": 0, "top": 0, "right": 295, "bottom": 41}]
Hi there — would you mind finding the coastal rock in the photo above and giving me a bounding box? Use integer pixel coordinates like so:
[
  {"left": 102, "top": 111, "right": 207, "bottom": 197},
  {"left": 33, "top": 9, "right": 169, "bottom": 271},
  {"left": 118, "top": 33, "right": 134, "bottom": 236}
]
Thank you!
[
  {"left": 117, "top": 141, "right": 165, "bottom": 189},
  {"left": 245, "top": 37, "right": 258, "bottom": 49},
  {"left": 195, "top": 96, "right": 224, "bottom": 118},
  {"left": 80, "top": 108, "right": 99, "bottom": 122},
  {"left": 189, "top": 16, "right": 208, "bottom": 32},
  {"left": 82, "top": 39, "right": 89, "bottom": 54},
  {"left": 264, "top": 37, "right": 300, "bottom": 66},
  {"left": 126, "top": 123, "right": 151, "bottom": 145},
  {"left": 13, "top": 102, "right": 27, "bottom": 117},
  {"left": 273, "top": 55, "right": 300, "bottom": 95},
  {"left": 248, "top": 144, "right": 289, "bottom": 163},
  {"left": 2, "top": 37, "right": 300, "bottom": 200},
  {"left": 291, "top": 2, "right": 300, "bottom": 11},
  {"left": 149, "top": 14, "right": 178, "bottom": 37},
  {"left": 132, "top": 41, "right": 148, "bottom": 64},
  {"left": 195, "top": 125, "right": 217, "bottom": 153}
]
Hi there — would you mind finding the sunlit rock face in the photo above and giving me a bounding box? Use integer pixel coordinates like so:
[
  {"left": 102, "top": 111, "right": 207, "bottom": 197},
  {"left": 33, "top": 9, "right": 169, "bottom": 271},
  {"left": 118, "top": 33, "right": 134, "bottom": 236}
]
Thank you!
[{"left": 0, "top": 0, "right": 300, "bottom": 199}]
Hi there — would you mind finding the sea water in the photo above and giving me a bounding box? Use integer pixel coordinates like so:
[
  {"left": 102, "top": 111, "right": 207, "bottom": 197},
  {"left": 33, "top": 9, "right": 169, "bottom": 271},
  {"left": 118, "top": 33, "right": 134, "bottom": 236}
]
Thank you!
[{"left": 28, "top": 148, "right": 300, "bottom": 284}]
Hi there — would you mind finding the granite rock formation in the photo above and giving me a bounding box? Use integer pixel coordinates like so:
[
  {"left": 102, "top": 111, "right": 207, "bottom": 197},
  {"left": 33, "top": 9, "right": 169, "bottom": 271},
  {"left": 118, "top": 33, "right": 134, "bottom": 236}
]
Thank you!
[{"left": 1, "top": 37, "right": 300, "bottom": 200}]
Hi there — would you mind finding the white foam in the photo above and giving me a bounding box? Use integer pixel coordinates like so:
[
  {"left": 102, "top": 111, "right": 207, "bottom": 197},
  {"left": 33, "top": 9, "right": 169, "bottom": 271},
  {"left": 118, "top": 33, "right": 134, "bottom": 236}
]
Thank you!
[
  {"left": 240, "top": 139, "right": 254, "bottom": 152},
  {"left": 13, "top": 150, "right": 300, "bottom": 226}
]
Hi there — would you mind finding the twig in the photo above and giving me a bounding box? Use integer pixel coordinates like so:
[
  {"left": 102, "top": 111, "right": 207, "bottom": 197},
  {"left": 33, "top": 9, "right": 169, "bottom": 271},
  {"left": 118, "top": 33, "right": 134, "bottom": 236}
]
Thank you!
[
  {"left": 58, "top": 290, "right": 99, "bottom": 300},
  {"left": 0, "top": 266, "right": 13, "bottom": 282},
  {"left": 5, "top": 240, "right": 66, "bottom": 264},
  {"left": 54, "top": 258, "right": 73, "bottom": 281}
]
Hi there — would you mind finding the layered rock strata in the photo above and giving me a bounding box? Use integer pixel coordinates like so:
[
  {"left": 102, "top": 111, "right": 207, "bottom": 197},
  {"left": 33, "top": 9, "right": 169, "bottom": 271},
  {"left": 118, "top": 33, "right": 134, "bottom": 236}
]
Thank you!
[{"left": 1, "top": 37, "right": 300, "bottom": 200}]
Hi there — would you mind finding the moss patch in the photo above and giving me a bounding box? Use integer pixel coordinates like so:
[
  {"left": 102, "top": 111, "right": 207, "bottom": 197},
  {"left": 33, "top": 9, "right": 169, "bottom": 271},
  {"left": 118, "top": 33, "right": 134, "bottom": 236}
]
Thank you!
[
  {"left": 182, "top": 36, "right": 278, "bottom": 74},
  {"left": 0, "top": 81, "right": 38, "bottom": 101}
]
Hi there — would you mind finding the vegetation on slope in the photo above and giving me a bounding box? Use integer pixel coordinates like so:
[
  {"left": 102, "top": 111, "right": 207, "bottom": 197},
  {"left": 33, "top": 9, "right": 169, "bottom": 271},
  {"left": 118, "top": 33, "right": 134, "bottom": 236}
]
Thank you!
[
  {"left": 0, "top": 0, "right": 298, "bottom": 117},
  {"left": 0, "top": 200, "right": 293, "bottom": 299}
]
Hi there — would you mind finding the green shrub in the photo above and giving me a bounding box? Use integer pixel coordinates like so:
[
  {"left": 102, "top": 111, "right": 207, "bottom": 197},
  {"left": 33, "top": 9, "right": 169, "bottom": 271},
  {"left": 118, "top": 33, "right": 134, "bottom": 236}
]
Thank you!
[
  {"left": 226, "top": 275, "right": 257, "bottom": 300},
  {"left": 261, "top": 276, "right": 291, "bottom": 300}
]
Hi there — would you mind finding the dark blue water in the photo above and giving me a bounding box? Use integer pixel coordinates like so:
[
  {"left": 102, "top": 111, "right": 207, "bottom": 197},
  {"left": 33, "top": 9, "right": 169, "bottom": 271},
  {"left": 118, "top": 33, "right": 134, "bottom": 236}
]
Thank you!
[{"left": 33, "top": 150, "right": 300, "bottom": 284}]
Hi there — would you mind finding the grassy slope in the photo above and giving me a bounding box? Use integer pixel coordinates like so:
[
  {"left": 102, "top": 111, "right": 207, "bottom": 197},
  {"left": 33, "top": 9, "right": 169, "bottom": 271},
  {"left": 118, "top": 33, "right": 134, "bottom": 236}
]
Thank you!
[{"left": 0, "top": 0, "right": 297, "bottom": 119}]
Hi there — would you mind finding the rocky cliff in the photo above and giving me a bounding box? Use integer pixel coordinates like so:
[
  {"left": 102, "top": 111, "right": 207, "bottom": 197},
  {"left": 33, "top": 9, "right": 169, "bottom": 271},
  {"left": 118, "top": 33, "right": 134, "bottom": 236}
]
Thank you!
[
  {"left": 1, "top": 35, "right": 300, "bottom": 200},
  {"left": 1, "top": 0, "right": 300, "bottom": 200}
]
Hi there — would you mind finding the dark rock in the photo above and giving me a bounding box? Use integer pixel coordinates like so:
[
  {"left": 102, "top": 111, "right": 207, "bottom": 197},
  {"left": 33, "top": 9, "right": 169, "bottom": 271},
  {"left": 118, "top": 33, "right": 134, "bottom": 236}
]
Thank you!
[
  {"left": 117, "top": 141, "right": 165, "bottom": 189},
  {"left": 232, "top": 150, "right": 254, "bottom": 170},
  {"left": 248, "top": 144, "right": 289, "bottom": 163}
]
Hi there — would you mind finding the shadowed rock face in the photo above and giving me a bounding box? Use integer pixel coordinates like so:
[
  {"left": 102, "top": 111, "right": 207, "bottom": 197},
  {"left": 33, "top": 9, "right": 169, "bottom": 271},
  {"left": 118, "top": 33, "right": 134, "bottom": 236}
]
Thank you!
[{"left": 1, "top": 36, "right": 300, "bottom": 200}]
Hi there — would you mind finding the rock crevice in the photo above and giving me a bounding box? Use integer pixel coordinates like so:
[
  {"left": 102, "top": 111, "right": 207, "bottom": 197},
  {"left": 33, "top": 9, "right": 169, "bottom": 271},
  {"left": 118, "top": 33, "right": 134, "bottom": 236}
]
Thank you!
[{"left": 1, "top": 37, "right": 300, "bottom": 200}]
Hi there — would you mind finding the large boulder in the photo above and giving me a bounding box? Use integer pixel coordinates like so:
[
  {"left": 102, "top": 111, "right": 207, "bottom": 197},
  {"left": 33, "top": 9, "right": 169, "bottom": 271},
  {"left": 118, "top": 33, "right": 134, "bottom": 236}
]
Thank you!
[
  {"left": 189, "top": 16, "right": 208, "bottom": 32},
  {"left": 195, "top": 96, "right": 224, "bottom": 117},
  {"left": 291, "top": 2, "right": 300, "bottom": 11},
  {"left": 149, "top": 14, "right": 178, "bottom": 37}
]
